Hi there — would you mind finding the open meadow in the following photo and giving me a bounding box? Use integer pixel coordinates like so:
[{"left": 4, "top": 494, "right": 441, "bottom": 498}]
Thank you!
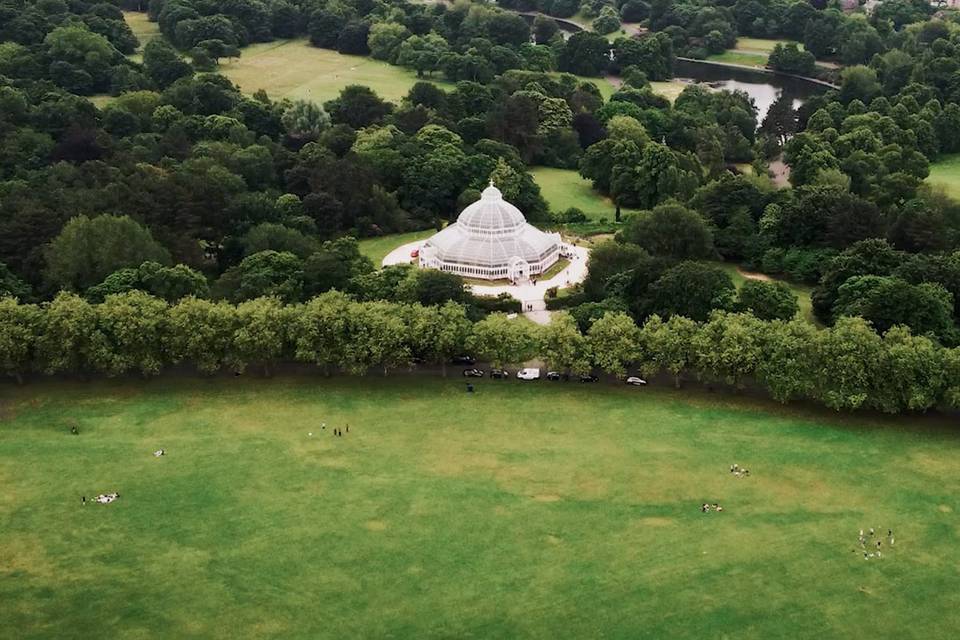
[
  {"left": 2, "top": 376, "right": 959, "bottom": 638},
  {"left": 219, "top": 40, "right": 452, "bottom": 105}
]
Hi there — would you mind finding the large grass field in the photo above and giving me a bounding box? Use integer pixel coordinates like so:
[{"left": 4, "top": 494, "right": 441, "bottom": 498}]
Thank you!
[
  {"left": 1, "top": 376, "right": 959, "bottom": 638},
  {"left": 219, "top": 40, "right": 452, "bottom": 105},
  {"left": 927, "top": 153, "right": 960, "bottom": 200}
]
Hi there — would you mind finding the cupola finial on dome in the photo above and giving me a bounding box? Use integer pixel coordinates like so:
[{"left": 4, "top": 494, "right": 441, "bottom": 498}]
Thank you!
[{"left": 481, "top": 181, "right": 502, "bottom": 201}]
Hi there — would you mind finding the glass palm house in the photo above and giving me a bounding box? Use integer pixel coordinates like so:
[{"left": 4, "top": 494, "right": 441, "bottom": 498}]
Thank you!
[{"left": 418, "top": 183, "right": 562, "bottom": 281}]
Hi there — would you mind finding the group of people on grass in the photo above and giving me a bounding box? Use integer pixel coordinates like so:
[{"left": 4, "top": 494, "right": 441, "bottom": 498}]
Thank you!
[
  {"left": 858, "top": 527, "right": 895, "bottom": 559},
  {"left": 83, "top": 492, "right": 119, "bottom": 505},
  {"left": 310, "top": 422, "right": 350, "bottom": 437},
  {"left": 700, "top": 463, "right": 754, "bottom": 512}
]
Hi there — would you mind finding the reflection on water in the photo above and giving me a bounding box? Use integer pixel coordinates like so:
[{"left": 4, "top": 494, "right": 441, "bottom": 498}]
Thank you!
[{"left": 673, "top": 59, "right": 827, "bottom": 135}]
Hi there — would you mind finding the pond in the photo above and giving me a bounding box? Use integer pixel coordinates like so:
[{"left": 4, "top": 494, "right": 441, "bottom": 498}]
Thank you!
[{"left": 673, "top": 58, "right": 829, "bottom": 136}]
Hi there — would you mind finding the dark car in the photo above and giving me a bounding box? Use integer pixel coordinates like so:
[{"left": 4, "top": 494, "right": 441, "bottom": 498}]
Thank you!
[
  {"left": 462, "top": 368, "right": 484, "bottom": 377},
  {"left": 452, "top": 355, "right": 476, "bottom": 365},
  {"left": 579, "top": 374, "right": 599, "bottom": 383},
  {"left": 490, "top": 369, "right": 509, "bottom": 379},
  {"left": 546, "top": 371, "right": 562, "bottom": 381}
]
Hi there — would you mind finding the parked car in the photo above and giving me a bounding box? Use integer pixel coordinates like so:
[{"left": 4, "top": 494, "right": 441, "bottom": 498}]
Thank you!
[
  {"left": 546, "top": 371, "right": 562, "bottom": 381},
  {"left": 462, "top": 368, "right": 484, "bottom": 377},
  {"left": 517, "top": 367, "right": 541, "bottom": 380},
  {"left": 626, "top": 376, "right": 647, "bottom": 386},
  {"left": 410, "top": 249, "right": 419, "bottom": 259},
  {"left": 579, "top": 374, "right": 599, "bottom": 383},
  {"left": 452, "top": 355, "right": 476, "bottom": 365},
  {"left": 490, "top": 369, "right": 509, "bottom": 379}
]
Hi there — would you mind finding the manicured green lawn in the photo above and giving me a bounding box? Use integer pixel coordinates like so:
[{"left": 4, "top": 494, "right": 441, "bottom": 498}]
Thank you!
[
  {"left": 357, "top": 229, "right": 435, "bottom": 267},
  {"left": 531, "top": 167, "right": 640, "bottom": 221},
  {"left": 927, "top": 153, "right": 960, "bottom": 200},
  {"left": 706, "top": 50, "right": 768, "bottom": 69},
  {"left": 219, "top": 40, "right": 451, "bottom": 105},
  {"left": 1, "top": 376, "right": 959, "bottom": 638},
  {"left": 705, "top": 39, "right": 802, "bottom": 69},
  {"left": 735, "top": 37, "right": 801, "bottom": 54}
]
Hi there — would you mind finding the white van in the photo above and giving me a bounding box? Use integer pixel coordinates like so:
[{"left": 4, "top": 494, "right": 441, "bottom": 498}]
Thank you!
[{"left": 516, "top": 368, "right": 541, "bottom": 381}]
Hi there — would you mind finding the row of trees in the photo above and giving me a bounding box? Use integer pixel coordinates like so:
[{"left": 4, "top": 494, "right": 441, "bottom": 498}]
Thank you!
[{"left": 1, "top": 292, "right": 958, "bottom": 413}]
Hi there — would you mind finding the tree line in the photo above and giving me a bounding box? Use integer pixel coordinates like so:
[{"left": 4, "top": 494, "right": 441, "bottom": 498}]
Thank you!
[{"left": 1, "top": 292, "right": 958, "bottom": 413}]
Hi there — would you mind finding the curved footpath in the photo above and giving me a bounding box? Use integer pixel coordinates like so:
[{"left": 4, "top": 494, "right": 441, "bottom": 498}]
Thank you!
[{"left": 383, "top": 240, "right": 590, "bottom": 325}]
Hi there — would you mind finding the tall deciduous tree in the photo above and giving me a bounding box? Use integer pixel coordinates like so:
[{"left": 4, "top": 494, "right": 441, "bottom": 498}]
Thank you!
[
  {"left": 468, "top": 313, "right": 538, "bottom": 367},
  {"left": 539, "top": 311, "right": 590, "bottom": 375},
  {"left": 0, "top": 297, "right": 40, "bottom": 383},
  {"left": 755, "top": 319, "right": 819, "bottom": 403},
  {"left": 618, "top": 202, "right": 715, "bottom": 260},
  {"left": 44, "top": 215, "right": 171, "bottom": 292},
  {"left": 646, "top": 262, "right": 736, "bottom": 322},
  {"left": 91, "top": 291, "right": 168, "bottom": 377},
  {"left": 587, "top": 311, "right": 640, "bottom": 378},
  {"left": 35, "top": 292, "right": 100, "bottom": 375},
  {"left": 736, "top": 280, "right": 799, "bottom": 321},
  {"left": 167, "top": 297, "right": 237, "bottom": 374},
  {"left": 815, "top": 316, "right": 884, "bottom": 411},
  {"left": 408, "top": 301, "right": 472, "bottom": 376},
  {"left": 691, "top": 312, "right": 764, "bottom": 388},
  {"left": 233, "top": 297, "right": 289, "bottom": 375},
  {"left": 293, "top": 290, "right": 352, "bottom": 374}
]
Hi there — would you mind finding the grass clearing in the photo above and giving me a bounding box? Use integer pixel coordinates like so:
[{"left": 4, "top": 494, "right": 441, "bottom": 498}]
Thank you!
[
  {"left": 123, "top": 11, "right": 160, "bottom": 50},
  {"left": 713, "top": 261, "right": 816, "bottom": 324},
  {"left": 569, "top": 74, "right": 616, "bottom": 101},
  {"left": 219, "top": 40, "right": 451, "bottom": 105},
  {"left": 706, "top": 51, "right": 768, "bottom": 69},
  {"left": 531, "top": 167, "right": 641, "bottom": 221},
  {"left": 358, "top": 230, "right": 435, "bottom": 267},
  {"left": 735, "top": 37, "right": 799, "bottom": 54},
  {"left": 927, "top": 153, "right": 960, "bottom": 200},
  {"left": 1, "top": 376, "right": 959, "bottom": 638},
  {"left": 650, "top": 80, "right": 688, "bottom": 102}
]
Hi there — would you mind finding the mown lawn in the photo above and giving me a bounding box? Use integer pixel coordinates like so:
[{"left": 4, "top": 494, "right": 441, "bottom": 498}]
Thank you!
[
  {"left": 734, "top": 37, "right": 799, "bottom": 54},
  {"left": 219, "top": 39, "right": 452, "bottom": 105},
  {"left": 927, "top": 153, "right": 960, "bottom": 200},
  {"left": 706, "top": 50, "right": 769, "bottom": 69},
  {"left": 531, "top": 167, "right": 640, "bottom": 221},
  {"left": 1, "top": 376, "right": 959, "bottom": 639},
  {"left": 357, "top": 229, "right": 435, "bottom": 267},
  {"left": 705, "top": 39, "right": 802, "bottom": 69}
]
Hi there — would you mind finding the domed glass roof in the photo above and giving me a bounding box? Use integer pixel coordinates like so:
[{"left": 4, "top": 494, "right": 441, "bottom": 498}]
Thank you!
[
  {"left": 422, "top": 183, "right": 560, "bottom": 268},
  {"left": 456, "top": 184, "right": 525, "bottom": 237}
]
